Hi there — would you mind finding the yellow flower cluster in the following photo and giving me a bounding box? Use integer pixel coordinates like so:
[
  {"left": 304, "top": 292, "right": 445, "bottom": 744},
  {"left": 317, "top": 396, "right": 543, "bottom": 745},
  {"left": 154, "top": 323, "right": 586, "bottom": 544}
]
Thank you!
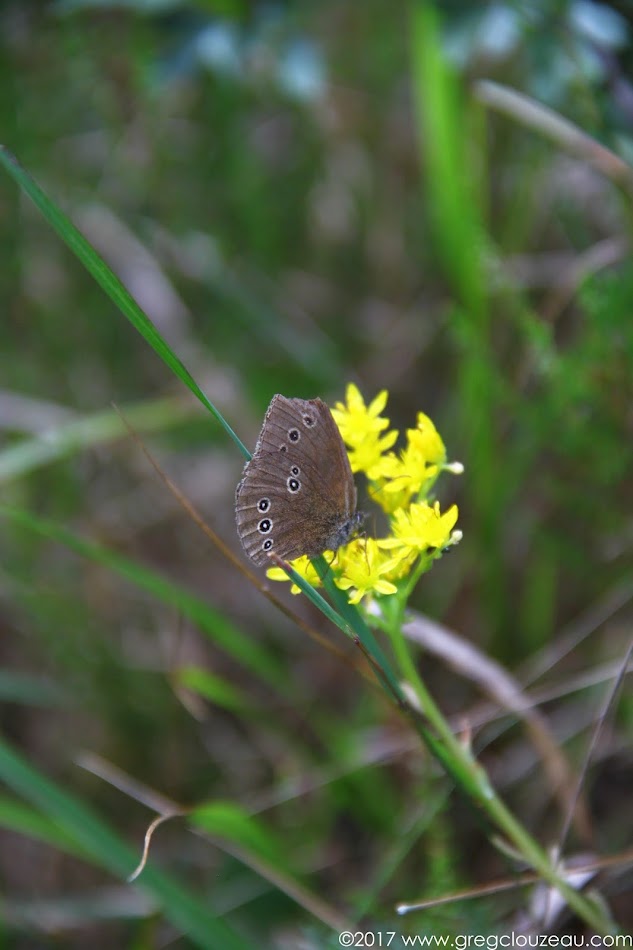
[{"left": 267, "top": 384, "right": 461, "bottom": 604}]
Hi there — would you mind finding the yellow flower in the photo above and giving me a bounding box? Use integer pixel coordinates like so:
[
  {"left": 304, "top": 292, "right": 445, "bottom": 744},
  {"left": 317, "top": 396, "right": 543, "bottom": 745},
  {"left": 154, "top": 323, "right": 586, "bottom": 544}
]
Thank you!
[
  {"left": 331, "top": 383, "right": 390, "bottom": 441},
  {"left": 264, "top": 387, "right": 461, "bottom": 603},
  {"left": 347, "top": 428, "right": 399, "bottom": 476},
  {"left": 332, "top": 384, "right": 396, "bottom": 454},
  {"left": 366, "top": 412, "right": 448, "bottom": 513},
  {"left": 367, "top": 454, "right": 415, "bottom": 514},
  {"left": 334, "top": 538, "right": 399, "bottom": 605},
  {"left": 332, "top": 384, "right": 399, "bottom": 476},
  {"left": 377, "top": 502, "right": 459, "bottom": 560},
  {"left": 266, "top": 555, "right": 323, "bottom": 594},
  {"left": 409, "top": 412, "right": 446, "bottom": 467}
]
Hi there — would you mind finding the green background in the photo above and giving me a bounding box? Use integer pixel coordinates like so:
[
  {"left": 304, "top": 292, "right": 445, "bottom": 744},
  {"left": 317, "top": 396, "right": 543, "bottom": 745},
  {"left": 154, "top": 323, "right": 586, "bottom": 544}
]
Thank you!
[{"left": 1, "top": 1, "right": 632, "bottom": 946}]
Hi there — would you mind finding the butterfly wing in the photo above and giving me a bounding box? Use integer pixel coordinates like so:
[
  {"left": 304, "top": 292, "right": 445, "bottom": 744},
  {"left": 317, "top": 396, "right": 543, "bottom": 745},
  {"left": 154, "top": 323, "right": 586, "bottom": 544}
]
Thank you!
[{"left": 235, "top": 396, "right": 357, "bottom": 565}]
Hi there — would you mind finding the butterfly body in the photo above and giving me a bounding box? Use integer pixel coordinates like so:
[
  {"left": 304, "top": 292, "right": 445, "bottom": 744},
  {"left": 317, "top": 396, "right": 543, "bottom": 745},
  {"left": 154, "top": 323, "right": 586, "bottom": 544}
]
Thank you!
[{"left": 235, "top": 395, "right": 361, "bottom": 566}]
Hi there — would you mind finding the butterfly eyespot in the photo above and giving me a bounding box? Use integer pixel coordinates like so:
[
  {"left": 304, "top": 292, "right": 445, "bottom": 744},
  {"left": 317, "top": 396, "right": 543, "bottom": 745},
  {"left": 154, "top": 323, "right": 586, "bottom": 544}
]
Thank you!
[
  {"left": 257, "top": 498, "right": 270, "bottom": 512},
  {"left": 290, "top": 465, "right": 300, "bottom": 477},
  {"left": 287, "top": 477, "right": 300, "bottom": 493},
  {"left": 288, "top": 429, "right": 300, "bottom": 442},
  {"left": 302, "top": 414, "right": 315, "bottom": 427},
  {"left": 262, "top": 539, "right": 273, "bottom": 551},
  {"left": 258, "top": 518, "right": 272, "bottom": 534}
]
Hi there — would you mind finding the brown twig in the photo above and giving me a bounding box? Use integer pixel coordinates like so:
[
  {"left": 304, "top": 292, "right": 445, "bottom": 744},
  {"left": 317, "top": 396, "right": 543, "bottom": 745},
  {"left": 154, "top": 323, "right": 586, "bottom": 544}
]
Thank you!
[
  {"left": 474, "top": 80, "right": 633, "bottom": 194},
  {"left": 396, "top": 845, "right": 633, "bottom": 915}
]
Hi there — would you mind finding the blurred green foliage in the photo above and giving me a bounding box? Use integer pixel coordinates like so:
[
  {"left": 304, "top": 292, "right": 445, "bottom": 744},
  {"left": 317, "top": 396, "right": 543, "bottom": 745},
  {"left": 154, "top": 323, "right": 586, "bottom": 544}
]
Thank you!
[{"left": 1, "top": 0, "right": 632, "bottom": 945}]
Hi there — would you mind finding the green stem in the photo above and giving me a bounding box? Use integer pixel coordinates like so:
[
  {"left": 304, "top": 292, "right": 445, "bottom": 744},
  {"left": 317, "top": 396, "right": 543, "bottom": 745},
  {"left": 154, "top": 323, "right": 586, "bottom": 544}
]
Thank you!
[{"left": 382, "top": 602, "right": 614, "bottom": 934}]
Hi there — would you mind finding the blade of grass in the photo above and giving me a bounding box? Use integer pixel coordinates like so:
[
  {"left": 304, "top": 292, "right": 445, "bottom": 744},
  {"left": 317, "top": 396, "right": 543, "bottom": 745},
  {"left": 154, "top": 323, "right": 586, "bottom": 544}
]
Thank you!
[
  {"left": 0, "top": 395, "right": 194, "bottom": 483},
  {"left": 176, "top": 667, "right": 251, "bottom": 714},
  {"left": 0, "top": 145, "right": 249, "bottom": 461},
  {"left": 191, "top": 801, "right": 350, "bottom": 934},
  {"left": 409, "top": 3, "right": 486, "bottom": 319},
  {"left": 0, "top": 672, "right": 67, "bottom": 707},
  {"left": 410, "top": 5, "right": 508, "bottom": 651},
  {"left": 0, "top": 795, "right": 90, "bottom": 858},
  {"left": 192, "top": 801, "right": 295, "bottom": 875},
  {"left": 0, "top": 735, "right": 249, "bottom": 950}
]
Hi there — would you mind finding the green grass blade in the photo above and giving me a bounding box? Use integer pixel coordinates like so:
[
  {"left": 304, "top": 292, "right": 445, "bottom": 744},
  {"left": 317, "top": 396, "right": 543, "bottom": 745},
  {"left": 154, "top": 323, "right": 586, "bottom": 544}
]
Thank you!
[
  {"left": 1, "top": 505, "right": 286, "bottom": 690},
  {"left": 409, "top": 3, "right": 486, "bottom": 320},
  {"left": 0, "top": 672, "right": 67, "bottom": 707},
  {"left": 177, "top": 666, "right": 251, "bottom": 713},
  {"left": 0, "top": 736, "right": 250, "bottom": 950},
  {"left": 409, "top": 6, "right": 509, "bottom": 644},
  {"left": 0, "top": 795, "right": 89, "bottom": 858},
  {"left": 192, "top": 801, "right": 294, "bottom": 875},
  {"left": 0, "top": 145, "right": 249, "bottom": 461},
  {"left": 0, "top": 396, "right": 194, "bottom": 483}
]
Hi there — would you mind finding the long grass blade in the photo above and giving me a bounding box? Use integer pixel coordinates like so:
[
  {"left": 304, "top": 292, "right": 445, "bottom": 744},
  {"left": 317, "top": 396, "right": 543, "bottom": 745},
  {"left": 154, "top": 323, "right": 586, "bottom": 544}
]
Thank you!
[
  {"left": 0, "top": 735, "right": 249, "bottom": 950},
  {"left": 0, "top": 146, "right": 249, "bottom": 460}
]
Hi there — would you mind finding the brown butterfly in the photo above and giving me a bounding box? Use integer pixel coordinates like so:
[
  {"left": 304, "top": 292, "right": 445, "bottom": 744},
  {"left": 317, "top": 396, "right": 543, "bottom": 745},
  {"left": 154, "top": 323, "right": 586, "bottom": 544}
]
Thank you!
[{"left": 235, "top": 395, "right": 362, "bottom": 566}]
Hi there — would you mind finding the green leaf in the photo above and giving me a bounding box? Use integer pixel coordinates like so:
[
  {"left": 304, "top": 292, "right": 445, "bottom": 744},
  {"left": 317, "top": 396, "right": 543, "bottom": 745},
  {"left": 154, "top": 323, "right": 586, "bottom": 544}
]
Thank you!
[
  {"left": 192, "top": 801, "right": 293, "bottom": 875},
  {"left": 176, "top": 666, "right": 250, "bottom": 713},
  {"left": 0, "top": 795, "right": 88, "bottom": 858}
]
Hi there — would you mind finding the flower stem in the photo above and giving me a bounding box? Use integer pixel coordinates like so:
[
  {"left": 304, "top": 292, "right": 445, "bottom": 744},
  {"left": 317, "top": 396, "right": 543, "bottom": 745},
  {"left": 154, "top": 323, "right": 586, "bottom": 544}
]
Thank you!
[{"left": 383, "top": 605, "right": 614, "bottom": 934}]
